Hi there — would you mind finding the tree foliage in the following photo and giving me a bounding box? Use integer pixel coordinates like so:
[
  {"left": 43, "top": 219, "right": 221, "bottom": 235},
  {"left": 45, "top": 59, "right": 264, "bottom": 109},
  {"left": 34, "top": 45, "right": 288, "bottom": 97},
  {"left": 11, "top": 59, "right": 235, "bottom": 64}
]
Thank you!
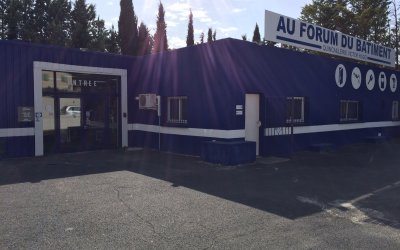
[
  {"left": 47, "top": 0, "right": 72, "bottom": 46},
  {"left": 70, "top": 0, "right": 95, "bottom": 49},
  {"left": 118, "top": 0, "right": 138, "bottom": 55},
  {"left": 252, "top": 23, "right": 261, "bottom": 43},
  {"left": 207, "top": 28, "right": 212, "bottom": 43},
  {"left": 106, "top": 24, "right": 119, "bottom": 53},
  {"left": 186, "top": 9, "right": 194, "bottom": 46},
  {"left": 137, "top": 22, "right": 152, "bottom": 55},
  {"left": 153, "top": 2, "right": 168, "bottom": 53},
  {"left": 301, "top": 0, "right": 390, "bottom": 45},
  {"left": 199, "top": 32, "right": 204, "bottom": 44}
]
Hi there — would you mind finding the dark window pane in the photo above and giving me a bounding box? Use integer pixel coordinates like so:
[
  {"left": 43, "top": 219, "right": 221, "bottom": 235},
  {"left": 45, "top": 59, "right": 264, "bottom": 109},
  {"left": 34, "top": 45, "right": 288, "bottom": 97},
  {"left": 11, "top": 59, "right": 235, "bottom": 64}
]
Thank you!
[
  {"left": 169, "top": 99, "right": 180, "bottom": 121},
  {"left": 181, "top": 98, "right": 187, "bottom": 121},
  {"left": 347, "top": 102, "right": 358, "bottom": 119}
]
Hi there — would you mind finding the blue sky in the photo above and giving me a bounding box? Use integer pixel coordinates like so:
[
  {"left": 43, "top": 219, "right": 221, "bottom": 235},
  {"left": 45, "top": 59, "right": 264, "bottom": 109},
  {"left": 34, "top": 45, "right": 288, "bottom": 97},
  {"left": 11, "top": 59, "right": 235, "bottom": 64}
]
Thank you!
[{"left": 87, "top": 0, "right": 311, "bottom": 48}]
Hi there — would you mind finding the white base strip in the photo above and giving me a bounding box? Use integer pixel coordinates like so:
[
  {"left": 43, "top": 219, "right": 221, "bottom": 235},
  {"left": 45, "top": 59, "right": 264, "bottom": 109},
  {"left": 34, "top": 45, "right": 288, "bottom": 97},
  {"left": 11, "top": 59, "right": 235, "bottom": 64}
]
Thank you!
[
  {"left": 129, "top": 124, "right": 245, "bottom": 139},
  {"left": 266, "top": 121, "right": 400, "bottom": 136},
  {"left": 0, "top": 128, "right": 35, "bottom": 138}
]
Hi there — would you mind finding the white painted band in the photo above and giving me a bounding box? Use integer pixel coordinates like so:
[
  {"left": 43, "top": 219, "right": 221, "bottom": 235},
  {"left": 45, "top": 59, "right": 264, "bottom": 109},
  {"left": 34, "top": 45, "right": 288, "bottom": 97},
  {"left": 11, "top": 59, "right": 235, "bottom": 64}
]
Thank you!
[
  {"left": 129, "top": 124, "right": 245, "bottom": 139},
  {"left": 265, "top": 121, "right": 400, "bottom": 136},
  {"left": 129, "top": 121, "right": 400, "bottom": 139},
  {"left": 0, "top": 128, "right": 34, "bottom": 138}
]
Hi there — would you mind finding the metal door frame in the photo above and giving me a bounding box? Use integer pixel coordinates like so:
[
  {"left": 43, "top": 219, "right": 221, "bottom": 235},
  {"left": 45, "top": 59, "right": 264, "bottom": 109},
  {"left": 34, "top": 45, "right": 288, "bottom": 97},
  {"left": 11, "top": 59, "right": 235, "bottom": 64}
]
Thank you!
[{"left": 34, "top": 62, "right": 128, "bottom": 156}]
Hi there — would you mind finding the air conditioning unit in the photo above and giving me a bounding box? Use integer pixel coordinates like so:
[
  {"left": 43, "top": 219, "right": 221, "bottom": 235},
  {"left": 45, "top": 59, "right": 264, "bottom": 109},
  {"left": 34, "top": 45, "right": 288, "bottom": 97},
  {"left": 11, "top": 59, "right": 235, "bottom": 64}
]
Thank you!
[{"left": 138, "top": 93, "right": 157, "bottom": 110}]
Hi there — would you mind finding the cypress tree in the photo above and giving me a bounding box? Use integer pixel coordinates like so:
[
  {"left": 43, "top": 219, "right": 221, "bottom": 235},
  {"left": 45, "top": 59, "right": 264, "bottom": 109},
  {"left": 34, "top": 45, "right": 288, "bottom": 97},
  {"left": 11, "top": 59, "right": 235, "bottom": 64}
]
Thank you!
[
  {"left": 252, "top": 23, "right": 261, "bottom": 43},
  {"left": 137, "top": 22, "right": 151, "bottom": 55},
  {"left": 212, "top": 29, "right": 216, "bottom": 41},
  {"left": 153, "top": 2, "right": 168, "bottom": 53},
  {"left": 207, "top": 28, "right": 212, "bottom": 43},
  {"left": 186, "top": 9, "right": 194, "bottom": 46},
  {"left": 118, "top": 0, "right": 138, "bottom": 55}
]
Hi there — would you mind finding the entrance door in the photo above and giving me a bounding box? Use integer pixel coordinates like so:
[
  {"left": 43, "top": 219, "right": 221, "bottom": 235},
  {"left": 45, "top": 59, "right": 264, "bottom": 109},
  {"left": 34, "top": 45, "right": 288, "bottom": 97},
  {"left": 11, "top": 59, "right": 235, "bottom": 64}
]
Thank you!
[
  {"left": 82, "top": 95, "right": 109, "bottom": 150},
  {"left": 47, "top": 95, "right": 119, "bottom": 153},
  {"left": 59, "top": 97, "right": 82, "bottom": 152},
  {"left": 245, "top": 94, "right": 260, "bottom": 155}
]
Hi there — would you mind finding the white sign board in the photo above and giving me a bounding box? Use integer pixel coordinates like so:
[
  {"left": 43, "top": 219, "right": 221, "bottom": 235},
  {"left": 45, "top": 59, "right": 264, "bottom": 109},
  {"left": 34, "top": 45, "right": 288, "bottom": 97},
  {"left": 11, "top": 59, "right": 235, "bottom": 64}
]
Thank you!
[{"left": 264, "top": 10, "right": 395, "bottom": 68}]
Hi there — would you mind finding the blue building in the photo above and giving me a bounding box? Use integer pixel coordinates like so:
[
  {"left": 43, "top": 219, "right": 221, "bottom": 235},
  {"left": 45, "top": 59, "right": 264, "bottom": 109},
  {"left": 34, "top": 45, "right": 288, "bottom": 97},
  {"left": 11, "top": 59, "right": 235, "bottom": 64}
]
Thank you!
[{"left": 0, "top": 38, "right": 399, "bottom": 158}]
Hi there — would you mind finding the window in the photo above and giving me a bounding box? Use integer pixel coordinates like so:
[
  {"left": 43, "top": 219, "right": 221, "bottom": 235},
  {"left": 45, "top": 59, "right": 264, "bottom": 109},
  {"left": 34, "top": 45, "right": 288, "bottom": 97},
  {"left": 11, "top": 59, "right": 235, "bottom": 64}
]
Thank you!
[
  {"left": 340, "top": 100, "right": 360, "bottom": 122},
  {"left": 168, "top": 96, "right": 187, "bottom": 124},
  {"left": 392, "top": 101, "right": 399, "bottom": 120},
  {"left": 286, "top": 97, "right": 305, "bottom": 124}
]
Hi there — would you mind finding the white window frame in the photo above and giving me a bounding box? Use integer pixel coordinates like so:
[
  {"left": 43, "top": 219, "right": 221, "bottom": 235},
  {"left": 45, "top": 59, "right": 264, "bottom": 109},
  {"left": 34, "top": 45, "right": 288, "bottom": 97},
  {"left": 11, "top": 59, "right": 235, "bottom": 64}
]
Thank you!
[
  {"left": 167, "top": 96, "right": 187, "bottom": 124},
  {"left": 286, "top": 97, "right": 305, "bottom": 124},
  {"left": 340, "top": 100, "right": 359, "bottom": 122},
  {"left": 392, "top": 101, "right": 399, "bottom": 120}
]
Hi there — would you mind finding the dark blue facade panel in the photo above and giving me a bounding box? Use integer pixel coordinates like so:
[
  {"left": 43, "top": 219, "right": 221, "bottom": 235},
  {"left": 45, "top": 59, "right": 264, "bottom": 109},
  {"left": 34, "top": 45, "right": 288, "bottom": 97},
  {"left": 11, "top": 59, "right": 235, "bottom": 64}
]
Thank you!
[
  {"left": 0, "top": 41, "right": 134, "bottom": 130},
  {"left": 0, "top": 136, "right": 35, "bottom": 158},
  {"left": 129, "top": 131, "right": 241, "bottom": 156},
  {"left": 261, "top": 126, "right": 400, "bottom": 157}
]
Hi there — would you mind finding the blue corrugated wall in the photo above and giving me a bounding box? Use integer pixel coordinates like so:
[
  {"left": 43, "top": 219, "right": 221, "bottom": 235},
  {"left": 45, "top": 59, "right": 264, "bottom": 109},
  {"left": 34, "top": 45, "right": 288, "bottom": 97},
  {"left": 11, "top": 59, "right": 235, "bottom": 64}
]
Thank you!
[
  {"left": 1, "top": 38, "right": 400, "bottom": 157},
  {"left": 0, "top": 40, "right": 134, "bottom": 157},
  {"left": 130, "top": 38, "right": 400, "bottom": 156}
]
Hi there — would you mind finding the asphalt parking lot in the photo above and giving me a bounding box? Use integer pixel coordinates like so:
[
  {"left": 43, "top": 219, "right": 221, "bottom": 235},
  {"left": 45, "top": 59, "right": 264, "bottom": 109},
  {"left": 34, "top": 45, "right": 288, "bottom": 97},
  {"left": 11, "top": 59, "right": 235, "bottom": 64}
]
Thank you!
[{"left": 1, "top": 140, "right": 400, "bottom": 249}]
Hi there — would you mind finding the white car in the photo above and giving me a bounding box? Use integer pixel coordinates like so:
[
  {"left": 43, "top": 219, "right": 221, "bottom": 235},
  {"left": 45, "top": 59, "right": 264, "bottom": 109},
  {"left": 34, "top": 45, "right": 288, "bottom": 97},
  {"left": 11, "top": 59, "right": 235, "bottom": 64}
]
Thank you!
[{"left": 63, "top": 106, "right": 81, "bottom": 115}]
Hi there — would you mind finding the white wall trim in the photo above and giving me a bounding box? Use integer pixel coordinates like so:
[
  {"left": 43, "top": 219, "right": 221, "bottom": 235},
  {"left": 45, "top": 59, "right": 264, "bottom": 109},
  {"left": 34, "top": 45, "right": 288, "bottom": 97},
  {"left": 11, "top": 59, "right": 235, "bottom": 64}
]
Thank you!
[
  {"left": 0, "top": 128, "right": 34, "bottom": 137},
  {"left": 265, "top": 121, "right": 400, "bottom": 136},
  {"left": 33, "top": 62, "right": 128, "bottom": 156},
  {"left": 129, "top": 124, "right": 245, "bottom": 139}
]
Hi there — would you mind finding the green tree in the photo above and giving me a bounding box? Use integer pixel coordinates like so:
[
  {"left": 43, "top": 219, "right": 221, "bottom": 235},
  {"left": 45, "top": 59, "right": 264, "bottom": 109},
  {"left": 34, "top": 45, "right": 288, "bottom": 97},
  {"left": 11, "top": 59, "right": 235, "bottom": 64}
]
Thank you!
[
  {"left": 0, "top": 0, "right": 7, "bottom": 39},
  {"left": 70, "top": 0, "right": 95, "bottom": 49},
  {"left": 212, "top": 29, "right": 216, "bottom": 41},
  {"left": 207, "top": 28, "right": 212, "bottom": 43},
  {"left": 252, "top": 23, "right": 261, "bottom": 43},
  {"left": 301, "top": 0, "right": 354, "bottom": 34},
  {"left": 90, "top": 17, "right": 107, "bottom": 51},
  {"left": 153, "top": 2, "right": 168, "bottom": 53},
  {"left": 46, "top": 0, "right": 72, "bottom": 46},
  {"left": 241, "top": 34, "right": 247, "bottom": 41},
  {"left": 105, "top": 24, "right": 119, "bottom": 53},
  {"left": 137, "top": 22, "right": 151, "bottom": 55},
  {"left": 186, "top": 9, "right": 194, "bottom": 46},
  {"left": 199, "top": 31, "right": 204, "bottom": 44},
  {"left": 31, "top": 0, "right": 50, "bottom": 43},
  {"left": 6, "top": 0, "right": 22, "bottom": 40},
  {"left": 118, "top": 0, "right": 138, "bottom": 55},
  {"left": 350, "top": 0, "right": 391, "bottom": 44},
  {"left": 19, "top": 0, "right": 35, "bottom": 42}
]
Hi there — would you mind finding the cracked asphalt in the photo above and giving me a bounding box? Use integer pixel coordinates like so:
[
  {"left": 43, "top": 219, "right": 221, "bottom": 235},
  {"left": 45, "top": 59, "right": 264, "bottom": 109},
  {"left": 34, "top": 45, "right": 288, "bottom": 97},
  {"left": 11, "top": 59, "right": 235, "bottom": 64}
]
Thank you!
[{"left": 1, "top": 140, "right": 400, "bottom": 249}]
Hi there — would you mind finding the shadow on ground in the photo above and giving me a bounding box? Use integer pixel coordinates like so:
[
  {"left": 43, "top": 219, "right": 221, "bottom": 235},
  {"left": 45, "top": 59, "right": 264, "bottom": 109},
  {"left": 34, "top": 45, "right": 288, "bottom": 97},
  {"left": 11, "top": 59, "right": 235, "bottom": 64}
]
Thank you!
[{"left": 1, "top": 140, "right": 400, "bottom": 228}]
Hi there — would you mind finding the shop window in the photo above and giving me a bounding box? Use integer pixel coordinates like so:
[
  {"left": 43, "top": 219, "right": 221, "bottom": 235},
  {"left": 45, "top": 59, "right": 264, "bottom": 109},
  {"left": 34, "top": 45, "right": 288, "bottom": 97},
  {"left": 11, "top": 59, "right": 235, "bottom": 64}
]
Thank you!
[
  {"left": 340, "top": 100, "right": 360, "bottom": 122},
  {"left": 42, "top": 71, "right": 54, "bottom": 91},
  {"left": 286, "top": 97, "right": 305, "bottom": 124},
  {"left": 167, "top": 96, "right": 187, "bottom": 124},
  {"left": 392, "top": 101, "right": 399, "bottom": 120}
]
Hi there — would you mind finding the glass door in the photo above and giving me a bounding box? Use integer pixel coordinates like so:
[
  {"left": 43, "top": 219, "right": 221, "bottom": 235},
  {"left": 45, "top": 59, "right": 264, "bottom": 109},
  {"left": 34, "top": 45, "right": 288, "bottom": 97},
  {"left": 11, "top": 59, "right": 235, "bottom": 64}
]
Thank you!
[
  {"left": 59, "top": 97, "right": 82, "bottom": 152},
  {"left": 82, "top": 95, "right": 107, "bottom": 150}
]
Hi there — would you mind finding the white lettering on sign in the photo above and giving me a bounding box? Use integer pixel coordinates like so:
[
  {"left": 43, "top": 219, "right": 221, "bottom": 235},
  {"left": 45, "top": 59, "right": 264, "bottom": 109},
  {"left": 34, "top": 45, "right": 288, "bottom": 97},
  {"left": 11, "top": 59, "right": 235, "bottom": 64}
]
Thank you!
[
  {"left": 71, "top": 80, "right": 105, "bottom": 87},
  {"left": 265, "top": 10, "right": 395, "bottom": 68}
]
